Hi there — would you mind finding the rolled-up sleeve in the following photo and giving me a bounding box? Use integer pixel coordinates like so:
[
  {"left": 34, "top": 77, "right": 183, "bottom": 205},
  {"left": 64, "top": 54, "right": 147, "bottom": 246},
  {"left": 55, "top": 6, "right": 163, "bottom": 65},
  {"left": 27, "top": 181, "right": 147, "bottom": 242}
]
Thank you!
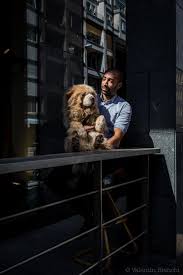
[{"left": 114, "top": 102, "right": 132, "bottom": 135}]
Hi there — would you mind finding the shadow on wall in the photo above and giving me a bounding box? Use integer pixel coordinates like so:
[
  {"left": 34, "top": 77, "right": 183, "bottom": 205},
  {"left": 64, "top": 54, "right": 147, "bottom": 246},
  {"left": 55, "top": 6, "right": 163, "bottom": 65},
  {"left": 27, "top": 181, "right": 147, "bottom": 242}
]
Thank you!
[
  {"left": 122, "top": 128, "right": 176, "bottom": 262},
  {"left": 149, "top": 154, "right": 176, "bottom": 262},
  {"left": 121, "top": 128, "right": 155, "bottom": 149}
]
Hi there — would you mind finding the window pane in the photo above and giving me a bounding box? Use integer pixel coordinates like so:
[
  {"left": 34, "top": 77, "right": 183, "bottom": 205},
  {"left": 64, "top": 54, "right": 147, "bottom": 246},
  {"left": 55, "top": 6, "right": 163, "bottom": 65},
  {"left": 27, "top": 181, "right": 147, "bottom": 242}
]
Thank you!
[{"left": 0, "top": 0, "right": 83, "bottom": 158}]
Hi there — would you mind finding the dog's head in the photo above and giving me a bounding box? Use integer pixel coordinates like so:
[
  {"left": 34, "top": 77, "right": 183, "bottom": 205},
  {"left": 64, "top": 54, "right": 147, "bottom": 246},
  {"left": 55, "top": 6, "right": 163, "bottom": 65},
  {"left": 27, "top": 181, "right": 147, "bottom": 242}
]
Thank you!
[{"left": 66, "top": 84, "right": 97, "bottom": 109}]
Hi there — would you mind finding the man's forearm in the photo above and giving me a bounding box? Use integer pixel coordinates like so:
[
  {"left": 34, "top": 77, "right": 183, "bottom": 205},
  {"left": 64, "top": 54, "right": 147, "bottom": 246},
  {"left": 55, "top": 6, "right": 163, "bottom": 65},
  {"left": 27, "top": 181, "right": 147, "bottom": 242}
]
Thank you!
[{"left": 107, "top": 128, "right": 124, "bottom": 148}]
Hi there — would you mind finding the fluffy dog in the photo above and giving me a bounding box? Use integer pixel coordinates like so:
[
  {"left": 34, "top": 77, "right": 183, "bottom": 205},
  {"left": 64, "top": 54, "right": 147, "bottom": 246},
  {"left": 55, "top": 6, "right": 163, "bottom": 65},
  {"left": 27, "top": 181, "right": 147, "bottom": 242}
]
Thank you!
[{"left": 64, "top": 84, "right": 111, "bottom": 152}]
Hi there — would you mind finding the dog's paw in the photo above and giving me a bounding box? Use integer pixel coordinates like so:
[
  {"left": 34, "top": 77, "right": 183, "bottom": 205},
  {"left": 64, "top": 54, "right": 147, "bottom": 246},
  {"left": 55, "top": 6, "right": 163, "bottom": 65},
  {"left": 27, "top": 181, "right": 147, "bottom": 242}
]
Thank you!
[
  {"left": 96, "top": 134, "right": 104, "bottom": 144},
  {"left": 95, "top": 115, "right": 107, "bottom": 133},
  {"left": 93, "top": 134, "right": 105, "bottom": 148}
]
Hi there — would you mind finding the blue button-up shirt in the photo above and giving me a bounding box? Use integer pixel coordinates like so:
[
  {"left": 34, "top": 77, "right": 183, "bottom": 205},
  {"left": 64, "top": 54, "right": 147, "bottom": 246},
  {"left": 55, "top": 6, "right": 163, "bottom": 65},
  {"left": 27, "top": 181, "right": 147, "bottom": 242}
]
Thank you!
[{"left": 97, "top": 95, "right": 132, "bottom": 138}]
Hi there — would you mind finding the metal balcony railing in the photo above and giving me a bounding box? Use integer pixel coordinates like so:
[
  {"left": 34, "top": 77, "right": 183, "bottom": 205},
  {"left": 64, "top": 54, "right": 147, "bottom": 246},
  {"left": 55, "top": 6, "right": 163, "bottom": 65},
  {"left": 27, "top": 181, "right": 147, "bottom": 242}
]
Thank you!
[{"left": 0, "top": 148, "right": 160, "bottom": 274}]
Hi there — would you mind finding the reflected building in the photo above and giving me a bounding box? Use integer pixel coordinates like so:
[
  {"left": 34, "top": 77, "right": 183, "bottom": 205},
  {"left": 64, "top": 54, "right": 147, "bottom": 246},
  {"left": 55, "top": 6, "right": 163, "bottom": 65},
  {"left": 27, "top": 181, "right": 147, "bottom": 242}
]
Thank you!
[
  {"left": 26, "top": 0, "right": 39, "bottom": 157},
  {"left": 0, "top": 0, "right": 83, "bottom": 159},
  {"left": 83, "top": 0, "right": 126, "bottom": 90},
  {"left": 38, "top": 0, "right": 83, "bottom": 155},
  {"left": 0, "top": 0, "right": 125, "bottom": 159},
  {"left": 0, "top": 0, "right": 125, "bottom": 190},
  {"left": 0, "top": 0, "right": 83, "bottom": 190}
]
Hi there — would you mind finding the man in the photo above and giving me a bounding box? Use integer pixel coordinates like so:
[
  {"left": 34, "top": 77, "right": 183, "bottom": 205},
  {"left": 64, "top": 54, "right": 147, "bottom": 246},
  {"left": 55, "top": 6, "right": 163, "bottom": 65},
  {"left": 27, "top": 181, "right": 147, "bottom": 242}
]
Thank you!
[
  {"left": 79, "top": 69, "right": 132, "bottom": 232},
  {"left": 85, "top": 69, "right": 132, "bottom": 148},
  {"left": 79, "top": 70, "right": 132, "bottom": 231}
]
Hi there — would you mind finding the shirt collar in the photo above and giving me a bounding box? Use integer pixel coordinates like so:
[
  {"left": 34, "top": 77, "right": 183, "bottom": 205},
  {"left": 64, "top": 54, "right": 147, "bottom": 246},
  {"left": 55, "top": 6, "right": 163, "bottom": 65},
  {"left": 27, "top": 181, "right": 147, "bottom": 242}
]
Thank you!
[{"left": 100, "top": 94, "right": 117, "bottom": 104}]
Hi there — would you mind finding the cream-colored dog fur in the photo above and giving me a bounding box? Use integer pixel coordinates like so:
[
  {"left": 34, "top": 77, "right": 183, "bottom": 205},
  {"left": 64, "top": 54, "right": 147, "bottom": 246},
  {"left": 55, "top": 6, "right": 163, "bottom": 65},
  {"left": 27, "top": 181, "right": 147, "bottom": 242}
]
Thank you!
[{"left": 64, "top": 84, "right": 112, "bottom": 152}]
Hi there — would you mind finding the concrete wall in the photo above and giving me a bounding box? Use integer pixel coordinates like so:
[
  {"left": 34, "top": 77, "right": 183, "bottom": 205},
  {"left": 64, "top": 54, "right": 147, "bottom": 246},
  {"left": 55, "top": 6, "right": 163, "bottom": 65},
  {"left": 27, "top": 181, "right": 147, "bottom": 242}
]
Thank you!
[
  {"left": 176, "top": 0, "right": 183, "bottom": 257},
  {"left": 126, "top": 0, "right": 176, "bottom": 262}
]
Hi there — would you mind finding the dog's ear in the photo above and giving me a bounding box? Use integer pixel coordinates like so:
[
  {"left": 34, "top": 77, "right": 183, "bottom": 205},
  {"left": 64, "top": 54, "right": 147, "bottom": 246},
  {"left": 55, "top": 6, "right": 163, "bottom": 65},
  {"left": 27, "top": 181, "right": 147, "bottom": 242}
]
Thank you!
[
  {"left": 66, "top": 86, "right": 75, "bottom": 101},
  {"left": 63, "top": 86, "right": 75, "bottom": 129}
]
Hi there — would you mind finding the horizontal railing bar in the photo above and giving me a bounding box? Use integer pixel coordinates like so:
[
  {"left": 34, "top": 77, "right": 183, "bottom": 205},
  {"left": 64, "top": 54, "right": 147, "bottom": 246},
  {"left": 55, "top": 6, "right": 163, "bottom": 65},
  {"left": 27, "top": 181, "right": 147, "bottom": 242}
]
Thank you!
[
  {"left": 79, "top": 230, "right": 147, "bottom": 275},
  {"left": 0, "top": 226, "right": 100, "bottom": 274},
  {"left": 103, "top": 204, "right": 147, "bottom": 227},
  {"left": 0, "top": 190, "right": 99, "bottom": 224},
  {"left": 79, "top": 260, "right": 101, "bottom": 275},
  {"left": 0, "top": 230, "right": 147, "bottom": 274},
  {"left": 101, "top": 231, "right": 146, "bottom": 262},
  {"left": 0, "top": 148, "right": 160, "bottom": 175},
  {"left": 102, "top": 177, "right": 148, "bottom": 191}
]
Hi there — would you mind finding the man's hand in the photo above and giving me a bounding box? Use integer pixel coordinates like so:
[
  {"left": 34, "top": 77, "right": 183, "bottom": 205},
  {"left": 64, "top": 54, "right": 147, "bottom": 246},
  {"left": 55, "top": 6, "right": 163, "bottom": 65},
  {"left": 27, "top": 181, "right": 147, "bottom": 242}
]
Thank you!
[
  {"left": 107, "top": 128, "right": 124, "bottom": 148},
  {"left": 83, "top": 125, "right": 95, "bottom": 132}
]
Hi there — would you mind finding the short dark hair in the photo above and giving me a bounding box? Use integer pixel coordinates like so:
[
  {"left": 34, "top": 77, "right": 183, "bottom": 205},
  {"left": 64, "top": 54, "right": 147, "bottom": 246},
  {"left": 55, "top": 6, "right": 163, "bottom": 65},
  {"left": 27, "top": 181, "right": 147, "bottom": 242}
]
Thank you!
[{"left": 103, "top": 68, "right": 123, "bottom": 82}]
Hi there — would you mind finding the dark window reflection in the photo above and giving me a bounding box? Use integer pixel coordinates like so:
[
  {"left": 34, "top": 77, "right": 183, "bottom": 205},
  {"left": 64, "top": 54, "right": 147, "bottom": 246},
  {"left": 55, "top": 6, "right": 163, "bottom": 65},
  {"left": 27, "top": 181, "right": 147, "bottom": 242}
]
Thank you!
[
  {"left": 0, "top": 228, "right": 100, "bottom": 275},
  {"left": 88, "top": 76, "right": 101, "bottom": 92},
  {"left": 46, "top": 0, "right": 65, "bottom": 27},
  {"left": 87, "top": 50, "right": 102, "bottom": 71},
  {"left": 69, "top": 12, "right": 82, "bottom": 34},
  {"left": 0, "top": 0, "right": 83, "bottom": 158},
  {"left": 0, "top": 162, "right": 100, "bottom": 236},
  {"left": 0, "top": 161, "right": 101, "bottom": 274}
]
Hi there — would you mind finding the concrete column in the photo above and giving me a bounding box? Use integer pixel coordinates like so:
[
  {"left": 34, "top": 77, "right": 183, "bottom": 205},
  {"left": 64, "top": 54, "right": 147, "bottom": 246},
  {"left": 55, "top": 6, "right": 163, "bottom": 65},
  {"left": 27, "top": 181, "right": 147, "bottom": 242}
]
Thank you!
[
  {"left": 176, "top": 0, "right": 183, "bottom": 260},
  {"left": 126, "top": 0, "right": 176, "bottom": 263}
]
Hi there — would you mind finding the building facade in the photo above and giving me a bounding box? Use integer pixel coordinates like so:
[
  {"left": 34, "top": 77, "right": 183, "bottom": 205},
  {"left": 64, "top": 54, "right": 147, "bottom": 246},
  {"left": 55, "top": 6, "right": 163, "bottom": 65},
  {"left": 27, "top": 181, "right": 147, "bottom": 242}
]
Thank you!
[{"left": 83, "top": 0, "right": 126, "bottom": 90}]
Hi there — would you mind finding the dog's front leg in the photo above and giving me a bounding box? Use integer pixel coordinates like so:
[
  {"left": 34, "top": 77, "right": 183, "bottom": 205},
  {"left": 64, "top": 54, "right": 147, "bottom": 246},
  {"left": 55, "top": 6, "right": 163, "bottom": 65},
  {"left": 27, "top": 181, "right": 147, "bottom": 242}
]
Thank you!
[
  {"left": 95, "top": 115, "right": 107, "bottom": 133},
  {"left": 64, "top": 132, "right": 80, "bottom": 152},
  {"left": 69, "top": 122, "right": 87, "bottom": 138},
  {"left": 88, "top": 131, "right": 105, "bottom": 149}
]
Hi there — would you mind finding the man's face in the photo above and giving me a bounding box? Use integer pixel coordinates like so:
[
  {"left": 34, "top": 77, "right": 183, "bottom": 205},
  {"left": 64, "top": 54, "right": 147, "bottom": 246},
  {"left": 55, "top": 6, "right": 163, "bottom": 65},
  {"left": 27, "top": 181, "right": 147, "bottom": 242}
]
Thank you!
[{"left": 101, "top": 72, "right": 122, "bottom": 97}]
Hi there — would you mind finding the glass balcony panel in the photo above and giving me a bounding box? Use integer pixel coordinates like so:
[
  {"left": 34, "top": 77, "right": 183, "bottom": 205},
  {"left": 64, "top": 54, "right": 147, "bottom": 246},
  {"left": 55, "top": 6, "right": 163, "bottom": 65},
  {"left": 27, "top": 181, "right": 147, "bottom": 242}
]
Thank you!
[
  {"left": 102, "top": 209, "right": 147, "bottom": 258},
  {"left": 0, "top": 225, "right": 101, "bottom": 275},
  {"left": 0, "top": 162, "right": 100, "bottom": 220}
]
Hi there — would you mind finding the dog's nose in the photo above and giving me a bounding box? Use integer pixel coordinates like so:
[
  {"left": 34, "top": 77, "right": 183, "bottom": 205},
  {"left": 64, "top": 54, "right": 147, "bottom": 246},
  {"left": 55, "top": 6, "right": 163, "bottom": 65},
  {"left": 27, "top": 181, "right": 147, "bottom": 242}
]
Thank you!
[{"left": 91, "top": 97, "right": 94, "bottom": 104}]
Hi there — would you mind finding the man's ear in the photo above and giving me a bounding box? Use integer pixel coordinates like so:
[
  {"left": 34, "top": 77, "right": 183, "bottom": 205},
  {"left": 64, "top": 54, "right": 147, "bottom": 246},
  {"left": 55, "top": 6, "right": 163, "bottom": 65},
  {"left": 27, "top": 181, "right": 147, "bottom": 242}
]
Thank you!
[{"left": 117, "top": 82, "right": 122, "bottom": 90}]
